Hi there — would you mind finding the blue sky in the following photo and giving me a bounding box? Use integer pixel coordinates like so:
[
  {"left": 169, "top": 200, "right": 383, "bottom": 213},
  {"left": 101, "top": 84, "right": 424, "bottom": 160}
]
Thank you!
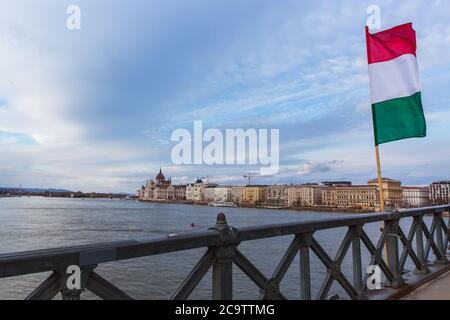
[{"left": 0, "top": 0, "right": 449, "bottom": 192}]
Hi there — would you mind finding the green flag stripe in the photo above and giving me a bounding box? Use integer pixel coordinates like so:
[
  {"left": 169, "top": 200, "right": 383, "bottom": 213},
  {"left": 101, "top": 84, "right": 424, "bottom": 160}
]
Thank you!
[{"left": 372, "top": 92, "right": 426, "bottom": 145}]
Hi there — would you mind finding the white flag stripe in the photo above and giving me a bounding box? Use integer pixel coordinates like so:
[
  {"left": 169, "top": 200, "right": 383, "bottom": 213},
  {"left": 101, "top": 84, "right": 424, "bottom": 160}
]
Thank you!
[{"left": 368, "top": 54, "right": 421, "bottom": 104}]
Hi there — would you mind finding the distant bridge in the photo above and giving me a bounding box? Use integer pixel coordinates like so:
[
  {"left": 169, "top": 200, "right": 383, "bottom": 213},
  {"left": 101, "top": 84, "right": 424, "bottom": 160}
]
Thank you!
[
  {"left": 0, "top": 205, "right": 449, "bottom": 300},
  {"left": 0, "top": 190, "right": 129, "bottom": 199}
]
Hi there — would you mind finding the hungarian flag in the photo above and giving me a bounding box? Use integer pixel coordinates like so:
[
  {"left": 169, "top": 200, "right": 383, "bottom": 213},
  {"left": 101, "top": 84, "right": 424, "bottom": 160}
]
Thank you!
[{"left": 365, "top": 23, "right": 426, "bottom": 145}]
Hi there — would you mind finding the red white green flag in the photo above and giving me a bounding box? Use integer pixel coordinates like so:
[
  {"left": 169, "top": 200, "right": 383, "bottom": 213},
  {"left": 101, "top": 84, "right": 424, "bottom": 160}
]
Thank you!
[{"left": 365, "top": 23, "right": 426, "bottom": 145}]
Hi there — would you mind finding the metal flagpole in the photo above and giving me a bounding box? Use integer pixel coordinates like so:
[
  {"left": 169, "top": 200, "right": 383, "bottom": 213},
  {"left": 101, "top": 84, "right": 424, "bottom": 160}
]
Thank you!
[
  {"left": 376, "top": 144, "right": 389, "bottom": 266},
  {"left": 375, "top": 145, "right": 385, "bottom": 213}
]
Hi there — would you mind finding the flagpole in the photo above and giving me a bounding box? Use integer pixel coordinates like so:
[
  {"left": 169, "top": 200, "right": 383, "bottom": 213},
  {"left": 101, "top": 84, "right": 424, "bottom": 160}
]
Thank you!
[{"left": 375, "top": 145, "right": 385, "bottom": 212}]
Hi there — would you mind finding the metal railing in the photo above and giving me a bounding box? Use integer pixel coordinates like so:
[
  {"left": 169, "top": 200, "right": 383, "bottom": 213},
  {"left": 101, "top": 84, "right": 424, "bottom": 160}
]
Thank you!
[{"left": 0, "top": 205, "right": 449, "bottom": 300}]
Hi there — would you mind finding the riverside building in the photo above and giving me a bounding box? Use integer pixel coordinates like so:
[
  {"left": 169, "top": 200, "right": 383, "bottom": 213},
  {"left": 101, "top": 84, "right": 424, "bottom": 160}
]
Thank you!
[
  {"left": 186, "top": 178, "right": 205, "bottom": 202},
  {"left": 265, "top": 185, "right": 288, "bottom": 206},
  {"left": 243, "top": 185, "right": 267, "bottom": 205},
  {"left": 214, "top": 187, "right": 232, "bottom": 202},
  {"left": 429, "top": 181, "right": 450, "bottom": 205},
  {"left": 430, "top": 181, "right": 450, "bottom": 205},
  {"left": 203, "top": 185, "right": 217, "bottom": 202},
  {"left": 402, "top": 186, "right": 429, "bottom": 207},
  {"left": 287, "top": 185, "right": 323, "bottom": 207},
  {"left": 322, "top": 185, "right": 379, "bottom": 209},
  {"left": 230, "top": 187, "right": 244, "bottom": 204},
  {"left": 335, "top": 185, "right": 379, "bottom": 209},
  {"left": 368, "top": 178, "right": 403, "bottom": 209},
  {"left": 140, "top": 169, "right": 184, "bottom": 200}
]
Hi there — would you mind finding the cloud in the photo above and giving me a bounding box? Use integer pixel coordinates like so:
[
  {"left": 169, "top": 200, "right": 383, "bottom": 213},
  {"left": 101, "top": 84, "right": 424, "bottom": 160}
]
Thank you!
[
  {"left": 297, "top": 160, "right": 343, "bottom": 176},
  {"left": 356, "top": 101, "right": 371, "bottom": 113},
  {"left": 426, "top": 111, "right": 450, "bottom": 123}
]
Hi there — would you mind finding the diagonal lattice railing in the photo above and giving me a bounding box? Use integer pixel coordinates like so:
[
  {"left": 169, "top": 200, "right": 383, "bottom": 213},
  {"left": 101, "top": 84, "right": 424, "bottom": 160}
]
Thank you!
[{"left": 0, "top": 205, "right": 449, "bottom": 300}]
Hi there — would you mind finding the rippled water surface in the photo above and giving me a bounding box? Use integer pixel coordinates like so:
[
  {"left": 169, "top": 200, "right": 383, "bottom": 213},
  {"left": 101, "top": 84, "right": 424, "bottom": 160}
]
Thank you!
[{"left": 0, "top": 197, "right": 424, "bottom": 299}]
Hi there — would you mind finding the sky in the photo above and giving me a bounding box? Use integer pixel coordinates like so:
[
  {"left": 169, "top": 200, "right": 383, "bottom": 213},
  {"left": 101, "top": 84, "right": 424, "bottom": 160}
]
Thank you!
[{"left": 0, "top": 0, "right": 449, "bottom": 192}]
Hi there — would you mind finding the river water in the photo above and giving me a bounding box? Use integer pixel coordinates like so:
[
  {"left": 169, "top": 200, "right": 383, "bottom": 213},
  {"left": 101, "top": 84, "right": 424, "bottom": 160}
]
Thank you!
[{"left": 0, "top": 197, "right": 425, "bottom": 300}]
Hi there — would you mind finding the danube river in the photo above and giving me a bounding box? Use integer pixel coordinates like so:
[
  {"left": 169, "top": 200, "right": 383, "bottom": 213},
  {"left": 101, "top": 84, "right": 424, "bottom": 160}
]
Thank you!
[{"left": 0, "top": 197, "right": 421, "bottom": 300}]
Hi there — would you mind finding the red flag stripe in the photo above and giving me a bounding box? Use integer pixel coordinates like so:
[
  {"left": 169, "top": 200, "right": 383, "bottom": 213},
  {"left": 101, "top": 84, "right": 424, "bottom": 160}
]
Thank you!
[{"left": 366, "top": 23, "right": 417, "bottom": 64}]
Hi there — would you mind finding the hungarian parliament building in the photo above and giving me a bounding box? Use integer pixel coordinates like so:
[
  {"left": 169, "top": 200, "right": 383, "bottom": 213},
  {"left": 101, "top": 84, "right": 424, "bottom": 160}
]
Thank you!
[{"left": 138, "top": 169, "right": 186, "bottom": 201}]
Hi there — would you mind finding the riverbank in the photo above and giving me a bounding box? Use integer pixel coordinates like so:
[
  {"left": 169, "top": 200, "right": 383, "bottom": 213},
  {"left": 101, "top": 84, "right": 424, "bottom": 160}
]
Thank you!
[
  {"left": 138, "top": 200, "right": 447, "bottom": 215},
  {"left": 138, "top": 199, "right": 375, "bottom": 214}
]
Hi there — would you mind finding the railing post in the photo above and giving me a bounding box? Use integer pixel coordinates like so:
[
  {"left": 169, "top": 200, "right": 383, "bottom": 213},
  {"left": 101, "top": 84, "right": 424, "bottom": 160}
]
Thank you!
[
  {"left": 61, "top": 288, "right": 82, "bottom": 300},
  {"left": 352, "top": 225, "right": 367, "bottom": 299},
  {"left": 434, "top": 212, "right": 448, "bottom": 265},
  {"left": 414, "top": 216, "right": 430, "bottom": 274},
  {"left": 212, "top": 213, "right": 239, "bottom": 300},
  {"left": 298, "top": 233, "right": 312, "bottom": 300},
  {"left": 385, "top": 218, "right": 405, "bottom": 288}
]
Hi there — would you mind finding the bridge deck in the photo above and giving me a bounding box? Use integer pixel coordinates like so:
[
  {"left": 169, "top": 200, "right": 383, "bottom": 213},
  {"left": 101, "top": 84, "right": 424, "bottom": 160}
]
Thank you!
[{"left": 404, "top": 270, "right": 450, "bottom": 300}]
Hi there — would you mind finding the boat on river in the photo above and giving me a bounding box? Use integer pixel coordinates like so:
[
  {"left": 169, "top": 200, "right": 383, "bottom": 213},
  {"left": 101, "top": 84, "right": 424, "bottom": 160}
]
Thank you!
[{"left": 208, "top": 201, "right": 237, "bottom": 207}]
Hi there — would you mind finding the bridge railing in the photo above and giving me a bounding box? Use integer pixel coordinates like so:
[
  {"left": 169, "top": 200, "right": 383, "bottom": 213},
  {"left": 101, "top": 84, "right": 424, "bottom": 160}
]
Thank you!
[{"left": 0, "top": 205, "right": 449, "bottom": 300}]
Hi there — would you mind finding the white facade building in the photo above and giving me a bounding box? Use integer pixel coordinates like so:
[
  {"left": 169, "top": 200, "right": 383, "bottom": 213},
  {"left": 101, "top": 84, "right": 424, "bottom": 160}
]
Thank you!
[
  {"left": 429, "top": 181, "right": 450, "bottom": 205},
  {"left": 287, "top": 185, "right": 323, "bottom": 207},
  {"left": 214, "top": 187, "right": 232, "bottom": 202},
  {"left": 402, "top": 186, "right": 429, "bottom": 207},
  {"left": 186, "top": 179, "right": 204, "bottom": 202},
  {"left": 265, "top": 185, "right": 288, "bottom": 206},
  {"left": 203, "top": 186, "right": 216, "bottom": 201}
]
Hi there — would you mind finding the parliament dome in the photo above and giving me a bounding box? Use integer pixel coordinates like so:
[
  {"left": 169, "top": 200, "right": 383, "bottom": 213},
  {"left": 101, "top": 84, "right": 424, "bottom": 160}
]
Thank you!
[{"left": 156, "top": 169, "right": 165, "bottom": 183}]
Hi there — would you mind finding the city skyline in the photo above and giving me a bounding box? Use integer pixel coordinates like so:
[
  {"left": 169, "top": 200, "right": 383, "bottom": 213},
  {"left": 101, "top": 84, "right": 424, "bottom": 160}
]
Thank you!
[
  {"left": 137, "top": 169, "right": 450, "bottom": 209},
  {"left": 1, "top": 1, "right": 450, "bottom": 193}
]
